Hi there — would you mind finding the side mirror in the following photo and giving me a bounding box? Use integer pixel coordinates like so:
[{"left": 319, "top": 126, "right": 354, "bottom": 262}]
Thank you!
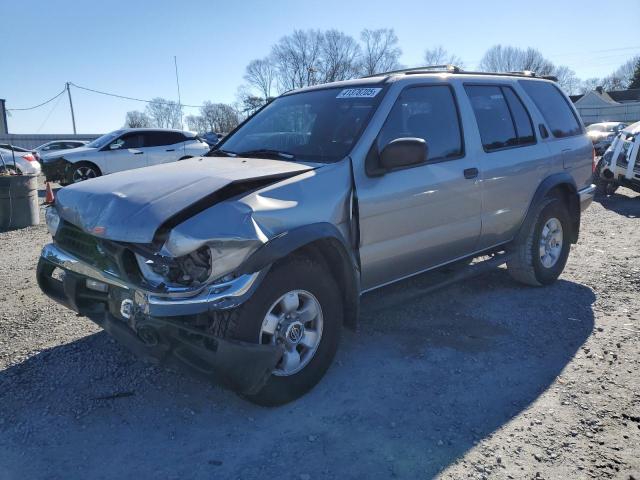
[
  {"left": 380, "top": 138, "right": 428, "bottom": 171},
  {"left": 109, "top": 143, "right": 121, "bottom": 150}
]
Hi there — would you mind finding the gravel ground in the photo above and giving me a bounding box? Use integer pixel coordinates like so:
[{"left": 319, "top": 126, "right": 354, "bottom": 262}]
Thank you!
[{"left": 0, "top": 186, "right": 639, "bottom": 480}]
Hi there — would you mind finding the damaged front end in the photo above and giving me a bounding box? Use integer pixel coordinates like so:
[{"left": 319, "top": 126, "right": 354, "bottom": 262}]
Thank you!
[
  {"left": 36, "top": 157, "right": 338, "bottom": 394},
  {"left": 37, "top": 156, "right": 353, "bottom": 394},
  {"left": 37, "top": 221, "right": 282, "bottom": 394}
]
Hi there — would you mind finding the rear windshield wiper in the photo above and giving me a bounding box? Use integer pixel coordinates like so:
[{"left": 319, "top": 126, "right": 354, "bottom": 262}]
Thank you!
[{"left": 238, "top": 149, "right": 295, "bottom": 160}]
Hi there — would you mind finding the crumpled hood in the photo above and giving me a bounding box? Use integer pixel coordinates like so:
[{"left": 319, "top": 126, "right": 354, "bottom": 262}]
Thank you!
[{"left": 55, "top": 156, "right": 314, "bottom": 243}]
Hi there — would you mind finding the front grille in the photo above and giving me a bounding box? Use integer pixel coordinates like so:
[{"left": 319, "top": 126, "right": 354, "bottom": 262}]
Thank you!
[
  {"left": 56, "top": 222, "right": 100, "bottom": 258},
  {"left": 55, "top": 221, "right": 119, "bottom": 273}
]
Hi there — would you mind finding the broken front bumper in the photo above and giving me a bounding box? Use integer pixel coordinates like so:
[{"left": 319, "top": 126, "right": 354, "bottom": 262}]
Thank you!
[{"left": 37, "top": 243, "right": 281, "bottom": 395}]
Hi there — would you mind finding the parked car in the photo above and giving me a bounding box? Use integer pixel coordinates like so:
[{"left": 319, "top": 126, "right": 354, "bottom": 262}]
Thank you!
[
  {"left": 37, "top": 69, "right": 595, "bottom": 405},
  {"left": 200, "top": 131, "right": 221, "bottom": 147},
  {"left": 34, "top": 140, "right": 89, "bottom": 157},
  {"left": 594, "top": 121, "right": 640, "bottom": 195},
  {"left": 41, "top": 128, "right": 210, "bottom": 184},
  {"left": 586, "top": 122, "right": 627, "bottom": 155},
  {"left": 0, "top": 147, "right": 41, "bottom": 175}
]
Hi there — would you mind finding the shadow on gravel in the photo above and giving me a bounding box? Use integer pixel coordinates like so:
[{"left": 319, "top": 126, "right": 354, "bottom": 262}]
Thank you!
[
  {"left": 0, "top": 268, "right": 595, "bottom": 480},
  {"left": 595, "top": 191, "right": 640, "bottom": 218}
]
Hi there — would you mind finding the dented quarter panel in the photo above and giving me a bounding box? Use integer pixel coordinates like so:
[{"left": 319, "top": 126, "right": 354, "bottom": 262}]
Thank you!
[{"left": 55, "top": 156, "right": 314, "bottom": 243}]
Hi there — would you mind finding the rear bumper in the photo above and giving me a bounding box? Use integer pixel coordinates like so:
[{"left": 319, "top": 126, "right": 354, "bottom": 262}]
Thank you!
[
  {"left": 578, "top": 184, "right": 595, "bottom": 211},
  {"left": 37, "top": 243, "right": 280, "bottom": 394}
]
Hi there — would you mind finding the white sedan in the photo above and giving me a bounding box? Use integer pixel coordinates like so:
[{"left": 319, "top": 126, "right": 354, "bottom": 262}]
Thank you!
[
  {"left": 41, "top": 128, "right": 211, "bottom": 184},
  {"left": 0, "top": 147, "right": 42, "bottom": 175}
]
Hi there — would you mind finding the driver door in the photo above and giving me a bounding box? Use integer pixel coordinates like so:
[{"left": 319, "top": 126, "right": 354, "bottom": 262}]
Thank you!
[
  {"left": 103, "top": 132, "right": 148, "bottom": 174},
  {"left": 355, "top": 84, "right": 482, "bottom": 291}
]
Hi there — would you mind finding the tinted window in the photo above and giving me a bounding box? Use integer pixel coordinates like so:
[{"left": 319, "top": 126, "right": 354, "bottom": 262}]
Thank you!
[
  {"left": 520, "top": 80, "right": 582, "bottom": 138},
  {"left": 143, "top": 131, "right": 184, "bottom": 147},
  {"left": 111, "top": 133, "right": 144, "bottom": 149},
  {"left": 377, "top": 85, "right": 463, "bottom": 161},
  {"left": 466, "top": 86, "right": 517, "bottom": 151},
  {"left": 503, "top": 88, "right": 535, "bottom": 144}
]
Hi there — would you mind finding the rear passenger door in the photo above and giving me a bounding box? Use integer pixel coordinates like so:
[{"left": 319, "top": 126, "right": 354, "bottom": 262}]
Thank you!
[
  {"left": 143, "top": 131, "right": 186, "bottom": 166},
  {"left": 463, "top": 84, "right": 550, "bottom": 249},
  {"left": 356, "top": 84, "right": 482, "bottom": 290},
  {"left": 519, "top": 80, "right": 593, "bottom": 190}
]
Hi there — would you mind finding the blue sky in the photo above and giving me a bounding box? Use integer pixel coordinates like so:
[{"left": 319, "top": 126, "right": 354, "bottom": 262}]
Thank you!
[{"left": 2, "top": 0, "right": 639, "bottom": 134}]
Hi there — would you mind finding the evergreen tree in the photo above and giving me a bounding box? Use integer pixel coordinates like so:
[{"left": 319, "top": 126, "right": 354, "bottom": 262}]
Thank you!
[{"left": 630, "top": 59, "right": 640, "bottom": 89}]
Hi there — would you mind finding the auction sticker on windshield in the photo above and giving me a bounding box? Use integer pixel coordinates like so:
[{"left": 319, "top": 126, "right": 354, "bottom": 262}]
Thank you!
[{"left": 336, "top": 88, "right": 382, "bottom": 98}]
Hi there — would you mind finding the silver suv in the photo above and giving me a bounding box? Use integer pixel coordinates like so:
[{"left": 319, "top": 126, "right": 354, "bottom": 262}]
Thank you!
[{"left": 37, "top": 67, "right": 595, "bottom": 405}]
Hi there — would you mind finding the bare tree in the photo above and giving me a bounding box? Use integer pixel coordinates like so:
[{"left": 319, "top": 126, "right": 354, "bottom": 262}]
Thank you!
[
  {"left": 423, "top": 46, "right": 464, "bottom": 68},
  {"left": 599, "top": 56, "right": 640, "bottom": 90},
  {"left": 319, "top": 30, "right": 361, "bottom": 82},
  {"left": 124, "top": 110, "right": 151, "bottom": 128},
  {"left": 359, "top": 28, "right": 402, "bottom": 76},
  {"left": 553, "top": 65, "right": 581, "bottom": 95},
  {"left": 145, "top": 98, "right": 183, "bottom": 129},
  {"left": 272, "top": 30, "right": 324, "bottom": 91},
  {"left": 580, "top": 77, "right": 601, "bottom": 94},
  {"left": 198, "top": 101, "right": 240, "bottom": 133},
  {"left": 244, "top": 58, "right": 276, "bottom": 100},
  {"left": 479, "top": 45, "right": 554, "bottom": 75},
  {"left": 236, "top": 86, "right": 269, "bottom": 118},
  {"left": 185, "top": 114, "right": 208, "bottom": 133}
]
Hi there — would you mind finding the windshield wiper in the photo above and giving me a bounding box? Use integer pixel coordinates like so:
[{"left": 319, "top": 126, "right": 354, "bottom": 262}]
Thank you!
[
  {"left": 238, "top": 149, "right": 295, "bottom": 160},
  {"left": 206, "top": 148, "right": 237, "bottom": 157}
]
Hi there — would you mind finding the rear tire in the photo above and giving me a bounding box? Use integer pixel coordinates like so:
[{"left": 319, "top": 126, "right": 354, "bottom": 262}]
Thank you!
[
  {"left": 226, "top": 257, "right": 342, "bottom": 406},
  {"left": 507, "top": 197, "right": 571, "bottom": 286}
]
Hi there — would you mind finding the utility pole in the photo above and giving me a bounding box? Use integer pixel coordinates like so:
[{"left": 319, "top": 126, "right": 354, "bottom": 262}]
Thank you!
[
  {"left": 66, "top": 82, "right": 77, "bottom": 134},
  {"left": 174, "top": 56, "right": 183, "bottom": 129}
]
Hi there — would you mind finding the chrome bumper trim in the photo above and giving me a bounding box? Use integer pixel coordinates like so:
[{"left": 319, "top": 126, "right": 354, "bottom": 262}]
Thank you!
[{"left": 39, "top": 243, "right": 261, "bottom": 314}]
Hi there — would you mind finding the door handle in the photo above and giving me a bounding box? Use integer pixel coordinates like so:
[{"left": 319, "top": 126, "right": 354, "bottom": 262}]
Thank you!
[
  {"left": 464, "top": 167, "right": 479, "bottom": 179},
  {"left": 133, "top": 151, "right": 144, "bottom": 155},
  {"left": 165, "top": 149, "right": 175, "bottom": 152}
]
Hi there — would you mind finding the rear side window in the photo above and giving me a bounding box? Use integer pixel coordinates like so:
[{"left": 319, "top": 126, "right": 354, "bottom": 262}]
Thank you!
[
  {"left": 465, "top": 85, "right": 535, "bottom": 151},
  {"left": 377, "top": 85, "right": 463, "bottom": 161},
  {"left": 144, "top": 131, "right": 185, "bottom": 147},
  {"left": 519, "top": 80, "right": 582, "bottom": 138}
]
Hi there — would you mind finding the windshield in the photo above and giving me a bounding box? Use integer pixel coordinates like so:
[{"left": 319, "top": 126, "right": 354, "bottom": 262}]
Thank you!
[
  {"left": 87, "top": 130, "right": 123, "bottom": 149},
  {"left": 217, "top": 86, "right": 385, "bottom": 163}
]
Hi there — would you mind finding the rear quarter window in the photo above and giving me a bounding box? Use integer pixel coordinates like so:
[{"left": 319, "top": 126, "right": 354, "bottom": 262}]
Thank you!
[{"left": 519, "top": 80, "right": 582, "bottom": 138}]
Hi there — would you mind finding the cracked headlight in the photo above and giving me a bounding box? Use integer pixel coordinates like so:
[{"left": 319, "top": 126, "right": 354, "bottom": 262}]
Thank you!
[
  {"left": 45, "top": 207, "right": 60, "bottom": 237},
  {"left": 135, "top": 242, "right": 257, "bottom": 289}
]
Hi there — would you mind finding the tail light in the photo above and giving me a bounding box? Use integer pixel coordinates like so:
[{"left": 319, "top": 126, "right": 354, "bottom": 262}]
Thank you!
[
  {"left": 591, "top": 147, "right": 597, "bottom": 173},
  {"left": 22, "top": 153, "right": 37, "bottom": 162}
]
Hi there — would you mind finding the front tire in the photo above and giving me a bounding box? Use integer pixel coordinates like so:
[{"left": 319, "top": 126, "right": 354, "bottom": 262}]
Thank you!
[
  {"left": 594, "top": 159, "right": 619, "bottom": 196},
  {"left": 227, "top": 257, "right": 342, "bottom": 406},
  {"left": 69, "top": 162, "right": 101, "bottom": 183},
  {"left": 507, "top": 197, "right": 571, "bottom": 286}
]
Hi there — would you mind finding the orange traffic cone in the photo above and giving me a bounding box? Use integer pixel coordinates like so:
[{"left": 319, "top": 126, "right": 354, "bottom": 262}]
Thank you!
[{"left": 44, "top": 182, "right": 55, "bottom": 205}]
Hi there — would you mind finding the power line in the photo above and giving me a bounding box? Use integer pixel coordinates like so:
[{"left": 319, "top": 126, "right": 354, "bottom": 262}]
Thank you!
[
  {"left": 6, "top": 88, "right": 66, "bottom": 111},
  {"left": 36, "top": 92, "right": 64, "bottom": 133},
  {"left": 69, "top": 82, "right": 204, "bottom": 108}
]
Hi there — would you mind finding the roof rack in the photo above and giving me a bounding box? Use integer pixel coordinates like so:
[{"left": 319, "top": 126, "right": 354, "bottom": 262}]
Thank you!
[
  {"left": 363, "top": 66, "right": 558, "bottom": 82},
  {"left": 362, "top": 64, "right": 462, "bottom": 78}
]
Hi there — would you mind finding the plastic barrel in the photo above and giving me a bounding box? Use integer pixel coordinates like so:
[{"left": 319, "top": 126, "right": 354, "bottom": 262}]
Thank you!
[{"left": 0, "top": 175, "right": 40, "bottom": 230}]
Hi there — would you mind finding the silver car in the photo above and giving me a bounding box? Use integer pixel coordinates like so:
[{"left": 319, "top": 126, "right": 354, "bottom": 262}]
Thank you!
[{"left": 37, "top": 68, "right": 595, "bottom": 405}]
